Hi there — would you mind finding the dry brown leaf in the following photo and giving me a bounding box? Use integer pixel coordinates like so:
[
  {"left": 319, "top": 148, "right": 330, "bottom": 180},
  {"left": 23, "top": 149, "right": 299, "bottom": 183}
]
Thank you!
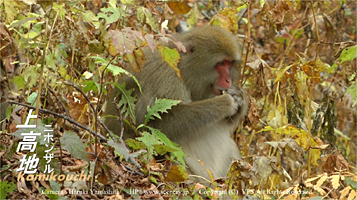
[
  {"left": 194, "top": 182, "right": 206, "bottom": 190},
  {"left": 108, "top": 194, "right": 124, "bottom": 200},
  {"left": 97, "top": 171, "right": 109, "bottom": 185},
  {"left": 322, "top": 150, "right": 349, "bottom": 173},
  {"left": 67, "top": 92, "right": 90, "bottom": 125},
  {"left": 246, "top": 97, "right": 260, "bottom": 126},
  {"left": 149, "top": 162, "right": 163, "bottom": 171},
  {"left": 144, "top": 34, "right": 156, "bottom": 52},
  {"left": 65, "top": 161, "right": 88, "bottom": 172},
  {"left": 162, "top": 3, "right": 175, "bottom": 21},
  {"left": 107, "top": 160, "right": 122, "bottom": 174},
  {"left": 16, "top": 174, "right": 29, "bottom": 196},
  {"left": 166, "top": 165, "right": 188, "bottom": 182},
  {"left": 246, "top": 59, "right": 273, "bottom": 99},
  {"left": 39, "top": 178, "right": 51, "bottom": 190}
]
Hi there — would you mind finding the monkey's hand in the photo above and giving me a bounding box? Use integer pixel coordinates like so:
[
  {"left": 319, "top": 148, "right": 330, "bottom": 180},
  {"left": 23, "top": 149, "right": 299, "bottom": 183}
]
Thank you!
[
  {"left": 226, "top": 87, "right": 244, "bottom": 107},
  {"left": 224, "top": 86, "right": 248, "bottom": 118},
  {"left": 221, "top": 93, "right": 240, "bottom": 117}
]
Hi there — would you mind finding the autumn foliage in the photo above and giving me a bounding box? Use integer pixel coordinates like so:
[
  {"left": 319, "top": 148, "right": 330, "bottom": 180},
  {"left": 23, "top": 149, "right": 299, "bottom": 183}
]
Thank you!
[{"left": 0, "top": 0, "right": 356, "bottom": 199}]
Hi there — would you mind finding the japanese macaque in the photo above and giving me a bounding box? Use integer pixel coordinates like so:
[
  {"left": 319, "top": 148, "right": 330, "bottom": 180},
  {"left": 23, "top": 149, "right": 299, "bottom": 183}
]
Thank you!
[{"left": 104, "top": 26, "right": 249, "bottom": 180}]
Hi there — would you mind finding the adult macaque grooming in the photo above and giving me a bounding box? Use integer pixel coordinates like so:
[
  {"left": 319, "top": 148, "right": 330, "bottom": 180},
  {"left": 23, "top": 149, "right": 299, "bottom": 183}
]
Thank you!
[{"left": 104, "top": 26, "right": 249, "bottom": 179}]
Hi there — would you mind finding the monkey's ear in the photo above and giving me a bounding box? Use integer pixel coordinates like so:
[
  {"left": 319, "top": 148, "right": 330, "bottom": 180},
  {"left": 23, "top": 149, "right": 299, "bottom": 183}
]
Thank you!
[
  {"left": 180, "top": 34, "right": 196, "bottom": 54},
  {"left": 187, "top": 45, "right": 195, "bottom": 54},
  {"left": 184, "top": 40, "right": 195, "bottom": 54}
]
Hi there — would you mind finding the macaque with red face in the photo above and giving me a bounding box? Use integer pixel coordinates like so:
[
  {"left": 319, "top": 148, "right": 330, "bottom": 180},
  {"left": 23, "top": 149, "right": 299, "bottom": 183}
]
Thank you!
[{"left": 105, "top": 26, "right": 249, "bottom": 180}]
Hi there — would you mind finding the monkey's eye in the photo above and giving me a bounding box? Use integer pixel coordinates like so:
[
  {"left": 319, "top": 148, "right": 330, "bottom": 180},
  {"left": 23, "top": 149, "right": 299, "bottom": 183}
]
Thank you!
[{"left": 218, "top": 61, "right": 225, "bottom": 66}]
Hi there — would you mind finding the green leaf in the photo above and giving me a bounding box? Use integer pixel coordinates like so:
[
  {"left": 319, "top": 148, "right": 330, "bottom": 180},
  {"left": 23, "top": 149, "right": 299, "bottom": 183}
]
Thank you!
[
  {"left": 136, "top": 131, "right": 160, "bottom": 156},
  {"left": 82, "top": 10, "right": 99, "bottom": 23},
  {"left": 334, "top": 128, "right": 351, "bottom": 140},
  {"left": 0, "top": 181, "right": 16, "bottom": 199},
  {"left": 27, "top": 92, "right": 38, "bottom": 104},
  {"left": 137, "top": 7, "right": 159, "bottom": 32},
  {"left": 60, "top": 131, "right": 88, "bottom": 162},
  {"left": 5, "top": 106, "right": 13, "bottom": 120},
  {"left": 149, "top": 175, "right": 158, "bottom": 184},
  {"left": 346, "top": 177, "right": 357, "bottom": 190},
  {"left": 82, "top": 80, "right": 99, "bottom": 94},
  {"left": 171, "top": 148, "right": 187, "bottom": 167},
  {"left": 91, "top": 56, "right": 141, "bottom": 92},
  {"left": 53, "top": 3, "right": 66, "bottom": 20},
  {"left": 50, "top": 180, "right": 62, "bottom": 192},
  {"left": 112, "top": 83, "right": 137, "bottom": 122},
  {"left": 346, "top": 79, "right": 357, "bottom": 107},
  {"left": 134, "top": 125, "right": 187, "bottom": 167},
  {"left": 9, "top": 17, "right": 39, "bottom": 28},
  {"left": 186, "top": 4, "right": 202, "bottom": 28},
  {"left": 144, "top": 98, "right": 181, "bottom": 125},
  {"left": 45, "top": 51, "right": 56, "bottom": 69},
  {"left": 12, "top": 75, "right": 26, "bottom": 90},
  {"left": 98, "top": 0, "right": 123, "bottom": 26},
  {"left": 125, "top": 138, "right": 146, "bottom": 150},
  {"left": 121, "top": 0, "right": 136, "bottom": 5},
  {"left": 43, "top": 188, "right": 58, "bottom": 199},
  {"left": 152, "top": 144, "right": 178, "bottom": 155},
  {"left": 108, "top": 140, "right": 131, "bottom": 160},
  {"left": 329, "top": 45, "right": 357, "bottom": 73},
  {"left": 146, "top": 126, "right": 175, "bottom": 147},
  {"left": 146, "top": 126, "right": 186, "bottom": 167}
]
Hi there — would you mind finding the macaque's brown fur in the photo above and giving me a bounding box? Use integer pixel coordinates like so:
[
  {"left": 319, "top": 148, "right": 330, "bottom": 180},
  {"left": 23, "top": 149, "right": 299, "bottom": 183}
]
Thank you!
[{"left": 104, "top": 26, "right": 249, "bottom": 180}]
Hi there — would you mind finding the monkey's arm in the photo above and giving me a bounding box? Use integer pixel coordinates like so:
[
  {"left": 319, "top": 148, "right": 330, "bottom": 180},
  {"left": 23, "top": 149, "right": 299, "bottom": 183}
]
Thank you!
[{"left": 147, "top": 94, "right": 238, "bottom": 137}]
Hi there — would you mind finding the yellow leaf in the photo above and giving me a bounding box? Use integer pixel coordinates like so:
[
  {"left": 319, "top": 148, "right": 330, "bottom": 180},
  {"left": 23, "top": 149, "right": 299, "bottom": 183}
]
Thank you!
[
  {"left": 186, "top": 4, "right": 203, "bottom": 28},
  {"left": 123, "top": 49, "right": 146, "bottom": 73},
  {"left": 209, "top": 8, "right": 239, "bottom": 34},
  {"left": 278, "top": 187, "right": 294, "bottom": 199},
  {"left": 348, "top": 189, "right": 357, "bottom": 200},
  {"left": 306, "top": 174, "right": 324, "bottom": 183},
  {"left": 167, "top": 2, "right": 191, "bottom": 18},
  {"left": 313, "top": 173, "right": 328, "bottom": 195},
  {"left": 315, "top": 173, "right": 328, "bottom": 188},
  {"left": 310, "top": 149, "right": 321, "bottom": 166},
  {"left": 157, "top": 45, "right": 182, "bottom": 80},
  {"left": 340, "top": 186, "right": 351, "bottom": 199},
  {"left": 3, "top": 0, "right": 28, "bottom": 24},
  {"left": 353, "top": 174, "right": 357, "bottom": 182},
  {"left": 314, "top": 186, "right": 326, "bottom": 196},
  {"left": 108, "top": 41, "right": 119, "bottom": 56},
  {"left": 305, "top": 182, "right": 313, "bottom": 187},
  {"left": 330, "top": 175, "right": 340, "bottom": 189}
]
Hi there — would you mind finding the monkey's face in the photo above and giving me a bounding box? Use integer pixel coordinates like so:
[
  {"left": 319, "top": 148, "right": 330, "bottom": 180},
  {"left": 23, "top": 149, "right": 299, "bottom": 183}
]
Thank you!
[
  {"left": 195, "top": 58, "right": 240, "bottom": 100},
  {"left": 178, "top": 26, "right": 242, "bottom": 100},
  {"left": 180, "top": 53, "right": 241, "bottom": 101},
  {"left": 213, "top": 59, "right": 234, "bottom": 95}
]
